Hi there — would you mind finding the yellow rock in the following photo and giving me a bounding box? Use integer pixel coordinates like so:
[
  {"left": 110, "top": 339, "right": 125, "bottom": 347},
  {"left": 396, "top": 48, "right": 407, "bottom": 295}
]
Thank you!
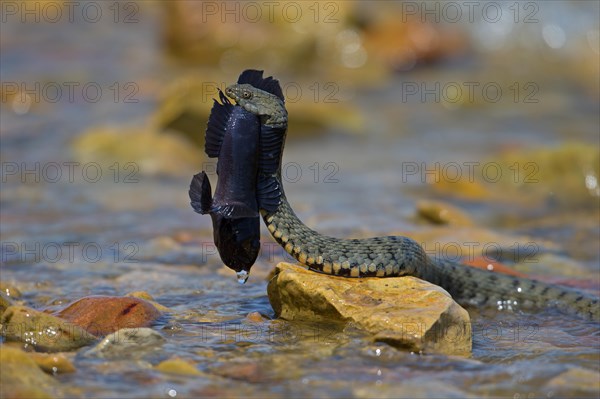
[
  {"left": 152, "top": 75, "right": 216, "bottom": 146},
  {"left": 28, "top": 352, "right": 76, "bottom": 374},
  {"left": 0, "top": 282, "right": 22, "bottom": 298},
  {"left": 154, "top": 74, "right": 366, "bottom": 140},
  {"left": 1, "top": 305, "right": 96, "bottom": 352},
  {"left": 546, "top": 367, "right": 600, "bottom": 394},
  {"left": 0, "top": 292, "right": 12, "bottom": 316},
  {"left": 492, "top": 143, "right": 600, "bottom": 207},
  {"left": 0, "top": 346, "right": 58, "bottom": 398},
  {"left": 429, "top": 172, "right": 491, "bottom": 200},
  {"left": 416, "top": 199, "right": 473, "bottom": 226},
  {"left": 125, "top": 291, "right": 172, "bottom": 313},
  {"left": 431, "top": 143, "right": 600, "bottom": 207},
  {"left": 71, "top": 125, "right": 200, "bottom": 178},
  {"left": 267, "top": 263, "right": 471, "bottom": 356},
  {"left": 245, "top": 311, "right": 267, "bottom": 323},
  {"left": 155, "top": 358, "right": 203, "bottom": 376},
  {"left": 125, "top": 290, "right": 154, "bottom": 301}
]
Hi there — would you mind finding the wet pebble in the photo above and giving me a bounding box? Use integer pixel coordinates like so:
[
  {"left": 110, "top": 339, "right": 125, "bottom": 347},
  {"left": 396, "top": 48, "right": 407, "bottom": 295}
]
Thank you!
[
  {"left": 245, "top": 311, "right": 268, "bottom": 323},
  {"left": 0, "top": 292, "right": 13, "bottom": 316},
  {"left": 155, "top": 358, "right": 203, "bottom": 376},
  {"left": 0, "top": 282, "right": 22, "bottom": 299},
  {"left": 416, "top": 199, "right": 473, "bottom": 226},
  {"left": 56, "top": 295, "right": 162, "bottom": 336},
  {"left": 211, "top": 361, "right": 265, "bottom": 383},
  {"left": 1, "top": 305, "right": 96, "bottom": 352},
  {"left": 0, "top": 346, "right": 60, "bottom": 398},
  {"left": 28, "top": 352, "right": 76, "bottom": 374}
]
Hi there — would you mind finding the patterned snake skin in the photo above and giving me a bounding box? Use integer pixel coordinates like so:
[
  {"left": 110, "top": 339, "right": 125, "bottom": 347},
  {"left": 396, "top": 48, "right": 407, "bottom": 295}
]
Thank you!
[{"left": 225, "top": 81, "right": 600, "bottom": 321}]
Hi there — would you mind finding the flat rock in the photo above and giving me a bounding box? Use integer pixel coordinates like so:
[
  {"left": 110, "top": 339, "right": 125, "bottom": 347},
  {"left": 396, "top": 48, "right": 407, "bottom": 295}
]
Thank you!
[
  {"left": 56, "top": 295, "right": 162, "bottom": 336},
  {"left": 267, "top": 263, "right": 471, "bottom": 356},
  {"left": 1, "top": 305, "right": 97, "bottom": 352}
]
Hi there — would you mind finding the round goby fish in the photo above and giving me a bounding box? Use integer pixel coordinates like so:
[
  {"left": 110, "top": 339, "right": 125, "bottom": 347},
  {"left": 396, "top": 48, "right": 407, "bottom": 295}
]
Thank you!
[{"left": 189, "top": 89, "right": 261, "bottom": 283}]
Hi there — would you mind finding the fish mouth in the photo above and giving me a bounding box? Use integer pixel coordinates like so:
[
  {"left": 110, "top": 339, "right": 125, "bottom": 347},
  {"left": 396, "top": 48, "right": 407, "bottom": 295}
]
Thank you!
[{"left": 236, "top": 270, "right": 249, "bottom": 284}]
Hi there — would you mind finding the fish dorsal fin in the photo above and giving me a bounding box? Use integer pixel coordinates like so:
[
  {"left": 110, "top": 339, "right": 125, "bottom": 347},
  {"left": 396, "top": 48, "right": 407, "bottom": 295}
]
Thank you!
[
  {"left": 237, "top": 69, "right": 284, "bottom": 102},
  {"left": 189, "top": 172, "right": 213, "bottom": 214},
  {"left": 256, "top": 175, "right": 282, "bottom": 213},
  {"left": 205, "top": 90, "right": 233, "bottom": 158}
]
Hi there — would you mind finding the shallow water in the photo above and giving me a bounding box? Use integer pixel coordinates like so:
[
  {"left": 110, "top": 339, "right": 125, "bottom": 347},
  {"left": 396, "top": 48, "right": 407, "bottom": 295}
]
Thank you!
[{"left": 1, "top": 2, "right": 599, "bottom": 398}]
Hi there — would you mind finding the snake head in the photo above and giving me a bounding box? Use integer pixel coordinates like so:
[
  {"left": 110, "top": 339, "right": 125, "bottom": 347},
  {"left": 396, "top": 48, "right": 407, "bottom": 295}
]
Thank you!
[{"left": 225, "top": 83, "right": 288, "bottom": 128}]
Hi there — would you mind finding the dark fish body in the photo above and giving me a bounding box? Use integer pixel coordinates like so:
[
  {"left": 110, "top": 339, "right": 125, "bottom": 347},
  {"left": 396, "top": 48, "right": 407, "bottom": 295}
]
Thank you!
[
  {"left": 189, "top": 93, "right": 261, "bottom": 281},
  {"left": 211, "top": 107, "right": 260, "bottom": 216}
]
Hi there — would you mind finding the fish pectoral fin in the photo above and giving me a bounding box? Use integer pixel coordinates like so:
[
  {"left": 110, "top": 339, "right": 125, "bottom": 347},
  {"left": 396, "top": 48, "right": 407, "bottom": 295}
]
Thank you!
[
  {"left": 256, "top": 175, "right": 282, "bottom": 213},
  {"left": 205, "top": 90, "right": 233, "bottom": 158},
  {"left": 189, "top": 172, "right": 213, "bottom": 214},
  {"left": 211, "top": 203, "right": 258, "bottom": 218},
  {"left": 258, "top": 125, "right": 283, "bottom": 175}
]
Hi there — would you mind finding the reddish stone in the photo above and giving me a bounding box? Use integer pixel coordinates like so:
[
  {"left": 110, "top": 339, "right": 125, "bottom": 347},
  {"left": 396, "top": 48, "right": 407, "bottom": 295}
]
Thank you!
[
  {"left": 55, "top": 296, "right": 161, "bottom": 336},
  {"left": 463, "top": 257, "right": 526, "bottom": 277}
]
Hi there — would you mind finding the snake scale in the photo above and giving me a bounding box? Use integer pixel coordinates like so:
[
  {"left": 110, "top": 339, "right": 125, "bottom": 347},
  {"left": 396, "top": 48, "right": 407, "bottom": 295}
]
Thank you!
[{"left": 223, "top": 70, "right": 599, "bottom": 321}]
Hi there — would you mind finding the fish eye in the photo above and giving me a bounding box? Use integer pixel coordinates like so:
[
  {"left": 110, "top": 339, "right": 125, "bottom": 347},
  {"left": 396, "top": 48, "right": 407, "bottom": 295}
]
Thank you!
[{"left": 242, "top": 90, "right": 252, "bottom": 99}]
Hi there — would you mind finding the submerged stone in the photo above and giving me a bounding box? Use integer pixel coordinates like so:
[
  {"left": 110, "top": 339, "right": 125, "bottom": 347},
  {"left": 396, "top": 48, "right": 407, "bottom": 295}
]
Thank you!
[
  {"left": 267, "top": 263, "right": 471, "bottom": 356},
  {"left": 155, "top": 358, "right": 203, "bottom": 376},
  {"left": 28, "top": 352, "right": 77, "bottom": 374},
  {"left": 84, "top": 327, "right": 165, "bottom": 358},
  {"left": 546, "top": 367, "right": 600, "bottom": 394}
]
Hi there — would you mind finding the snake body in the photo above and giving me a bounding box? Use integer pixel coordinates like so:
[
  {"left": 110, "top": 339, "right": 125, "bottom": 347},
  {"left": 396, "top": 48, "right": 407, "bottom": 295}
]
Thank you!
[{"left": 224, "top": 71, "right": 599, "bottom": 321}]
